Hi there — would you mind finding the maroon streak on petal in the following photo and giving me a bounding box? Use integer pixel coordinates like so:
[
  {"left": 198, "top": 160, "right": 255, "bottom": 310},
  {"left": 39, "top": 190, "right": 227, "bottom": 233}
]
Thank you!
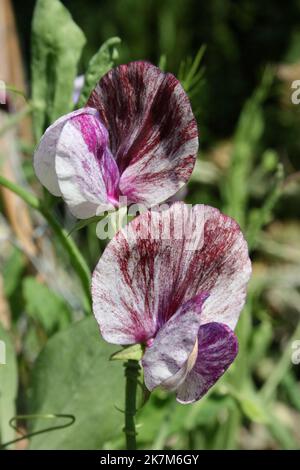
[
  {"left": 55, "top": 111, "right": 120, "bottom": 219},
  {"left": 92, "top": 202, "right": 251, "bottom": 345},
  {"left": 87, "top": 61, "right": 198, "bottom": 206},
  {"left": 142, "top": 293, "right": 209, "bottom": 391},
  {"left": 176, "top": 322, "right": 238, "bottom": 404}
]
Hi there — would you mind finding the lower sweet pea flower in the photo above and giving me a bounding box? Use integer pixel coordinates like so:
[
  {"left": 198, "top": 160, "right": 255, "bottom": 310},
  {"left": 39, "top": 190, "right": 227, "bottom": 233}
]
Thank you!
[
  {"left": 92, "top": 202, "right": 251, "bottom": 403},
  {"left": 34, "top": 61, "right": 198, "bottom": 219}
]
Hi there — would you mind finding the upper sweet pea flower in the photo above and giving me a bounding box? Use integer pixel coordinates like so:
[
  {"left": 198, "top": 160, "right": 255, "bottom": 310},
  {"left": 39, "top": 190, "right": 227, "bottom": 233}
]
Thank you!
[
  {"left": 92, "top": 202, "right": 251, "bottom": 403},
  {"left": 34, "top": 61, "right": 198, "bottom": 219}
]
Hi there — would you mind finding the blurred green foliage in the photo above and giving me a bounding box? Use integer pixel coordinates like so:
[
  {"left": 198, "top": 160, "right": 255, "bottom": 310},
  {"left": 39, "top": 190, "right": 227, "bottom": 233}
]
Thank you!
[
  {"left": 0, "top": 0, "right": 299, "bottom": 451},
  {"left": 13, "top": 0, "right": 300, "bottom": 149}
]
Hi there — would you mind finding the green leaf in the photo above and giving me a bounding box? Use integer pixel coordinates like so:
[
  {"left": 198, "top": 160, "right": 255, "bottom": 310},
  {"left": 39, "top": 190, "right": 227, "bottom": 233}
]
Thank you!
[
  {"left": 247, "top": 164, "right": 284, "bottom": 249},
  {"left": 0, "top": 325, "right": 18, "bottom": 447},
  {"left": 238, "top": 396, "right": 269, "bottom": 424},
  {"left": 137, "top": 393, "right": 232, "bottom": 449},
  {"left": 28, "top": 318, "right": 124, "bottom": 449},
  {"left": 249, "top": 319, "right": 273, "bottom": 368},
  {"left": 31, "top": 0, "right": 86, "bottom": 139},
  {"left": 2, "top": 248, "right": 25, "bottom": 298},
  {"left": 282, "top": 372, "right": 300, "bottom": 411},
  {"left": 224, "top": 380, "right": 270, "bottom": 425},
  {"left": 23, "top": 277, "right": 71, "bottom": 335},
  {"left": 178, "top": 45, "right": 206, "bottom": 99},
  {"left": 212, "top": 402, "right": 240, "bottom": 450},
  {"left": 183, "top": 394, "right": 233, "bottom": 429},
  {"left": 158, "top": 54, "right": 167, "bottom": 72},
  {"left": 267, "top": 415, "right": 298, "bottom": 450},
  {"left": 137, "top": 394, "right": 183, "bottom": 446},
  {"left": 78, "top": 37, "right": 121, "bottom": 107},
  {"left": 222, "top": 67, "right": 274, "bottom": 227},
  {"left": 110, "top": 344, "right": 144, "bottom": 362},
  {"left": 0, "top": 174, "right": 91, "bottom": 312},
  {"left": 260, "top": 322, "right": 300, "bottom": 401}
]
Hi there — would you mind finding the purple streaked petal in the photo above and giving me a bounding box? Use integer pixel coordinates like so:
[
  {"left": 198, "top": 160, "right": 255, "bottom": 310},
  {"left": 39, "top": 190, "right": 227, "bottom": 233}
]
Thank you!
[
  {"left": 34, "top": 108, "right": 98, "bottom": 196},
  {"left": 55, "top": 110, "right": 120, "bottom": 219},
  {"left": 142, "top": 293, "right": 208, "bottom": 391},
  {"left": 87, "top": 61, "right": 198, "bottom": 206},
  {"left": 92, "top": 202, "right": 251, "bottom": 345},
  {"left": 176, "top": 322, "right": 238, "bottom": 404},
  {"left": 195, "top": 205, "right": 251, "bottom": 330}
]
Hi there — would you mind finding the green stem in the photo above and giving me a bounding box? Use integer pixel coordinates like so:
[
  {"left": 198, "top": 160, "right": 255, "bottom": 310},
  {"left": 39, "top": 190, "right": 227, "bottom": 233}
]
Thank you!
[
  {"left": 0, "top": 175, "right": 91, "bottom": 311},
  {"left": 124, "top": 360, "right": 140, "bottom": 450}
]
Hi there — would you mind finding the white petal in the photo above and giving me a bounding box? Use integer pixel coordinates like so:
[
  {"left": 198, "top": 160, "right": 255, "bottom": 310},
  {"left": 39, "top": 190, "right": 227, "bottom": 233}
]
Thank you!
[{"left": 33, "top": 108, "right": 97, "bottom": 196}]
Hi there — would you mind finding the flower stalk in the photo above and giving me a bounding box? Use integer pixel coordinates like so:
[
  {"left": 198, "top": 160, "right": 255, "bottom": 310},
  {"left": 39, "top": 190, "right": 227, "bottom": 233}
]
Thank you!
[
  {"left": 124, "top": 359, "right": 140, "bottom": 450},
  {"left": 92, "top": 203, "right": 251, "bottom": 404}
]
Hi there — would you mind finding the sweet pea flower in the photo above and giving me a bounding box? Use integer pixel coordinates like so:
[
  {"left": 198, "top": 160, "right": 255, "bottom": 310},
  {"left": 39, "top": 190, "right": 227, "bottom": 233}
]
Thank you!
[
  {"left": 92, "top": 202, "right": 251, "bottom": 403},
  {"left": 34, "top": 61, "right": 198, "bottom": 219}
]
